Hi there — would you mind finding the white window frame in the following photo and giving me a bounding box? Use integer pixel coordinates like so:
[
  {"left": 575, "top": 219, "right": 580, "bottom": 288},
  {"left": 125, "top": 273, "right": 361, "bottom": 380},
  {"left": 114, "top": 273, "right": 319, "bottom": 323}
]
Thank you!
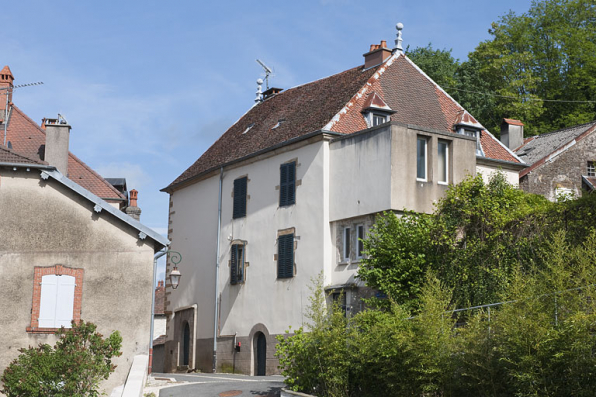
[
  {"left": 343, "top": 227, "right": 351, "bottom": 262},
  {"left": 438, "top": 140, "right": 449, "bottom": 185},
  {"left": 587, "top": 161, "right": 595, "bottom": 177},
  {"left": 417, "top": 137, "right": 428, "bottom": 182},
  {"left": 356, "top": 225, "right": 365, "bottom": 259}
]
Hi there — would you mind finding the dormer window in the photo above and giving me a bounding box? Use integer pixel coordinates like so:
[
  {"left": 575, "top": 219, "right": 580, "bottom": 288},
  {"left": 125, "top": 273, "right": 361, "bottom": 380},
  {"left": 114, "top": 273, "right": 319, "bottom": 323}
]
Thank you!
[
  {"left": 457, "top": 127, "right": 484, "bottom": 156},
  {"left": 361, "top": 91, "right": 395, "bottom": 129}
]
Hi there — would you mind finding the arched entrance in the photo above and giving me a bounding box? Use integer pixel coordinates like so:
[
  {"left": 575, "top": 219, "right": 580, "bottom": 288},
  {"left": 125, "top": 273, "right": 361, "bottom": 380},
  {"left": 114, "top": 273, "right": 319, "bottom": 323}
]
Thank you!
[
  {"left": 254, "top": 332, "right": 267, "bottom": 376},
  {"left": 182, "top": 322, "right": 190, "bottom": 366}
]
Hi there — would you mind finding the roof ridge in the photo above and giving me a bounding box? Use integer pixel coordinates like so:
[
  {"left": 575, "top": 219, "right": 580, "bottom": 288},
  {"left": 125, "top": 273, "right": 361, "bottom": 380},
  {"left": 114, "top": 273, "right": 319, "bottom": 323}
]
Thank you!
[
  {"left": 532, "top": 119, "right": 596, "bottom": 139},
  {"left": 11, "top": 104, "right": 124, "bottom": 200}
]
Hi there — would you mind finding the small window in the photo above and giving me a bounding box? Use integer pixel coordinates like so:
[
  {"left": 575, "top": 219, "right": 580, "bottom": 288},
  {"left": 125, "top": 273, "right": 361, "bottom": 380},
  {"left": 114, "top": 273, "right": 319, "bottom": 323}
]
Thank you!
[
  {"left": 356, "top": 225, "right": 365, "bottom": 259},
  {"left": 588, "top": 161, "right": 595, "bottom": 177},
  {"left": 458, "top": 128, "right": 483, "bottom": 156},
  {"left": 417, "top": 137, "right": 428, "bottom": 181},
  {"left": 372, "top": 114, "right": 387, "bottom": 126},
  {"left": 280, "top": 162, "right": 296, "bottom": 207},
  {"left": 233, "top": 177, "right": 247, "bottom": 219},
  {"left": 343, "top": 227, "right": 351, "bottom": 261},
  {"left": 230, "top": 244, "right": 245, "bottom": 285},
  {"left": 331, "top": 291, "right": 347, "bottom": 317},
  {"left": 277, "top": 233, "right": 294, "bottom": 278},
  {"left": 438, "top": 140, "right": 449, "bottom": 184}
]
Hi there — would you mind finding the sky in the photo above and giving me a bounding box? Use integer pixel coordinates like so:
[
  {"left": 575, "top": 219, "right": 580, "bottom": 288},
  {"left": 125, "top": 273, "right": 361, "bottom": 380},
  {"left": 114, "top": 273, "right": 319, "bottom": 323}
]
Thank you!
[{"left": 2, "top": 0, "right": 533, "bottom": 281}]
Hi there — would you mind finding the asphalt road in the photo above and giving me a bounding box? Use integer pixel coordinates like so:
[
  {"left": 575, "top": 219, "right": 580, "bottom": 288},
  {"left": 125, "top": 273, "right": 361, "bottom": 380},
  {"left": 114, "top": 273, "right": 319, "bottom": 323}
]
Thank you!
[{"left": 153, "top": 373, "right": 286, "bottom": 397}]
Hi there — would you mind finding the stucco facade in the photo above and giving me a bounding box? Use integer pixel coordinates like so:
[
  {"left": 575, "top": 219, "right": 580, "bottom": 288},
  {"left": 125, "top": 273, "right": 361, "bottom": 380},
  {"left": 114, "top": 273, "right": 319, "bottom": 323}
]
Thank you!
[{"left": 0, "top": 167, "right": 166, "bottom": 393}]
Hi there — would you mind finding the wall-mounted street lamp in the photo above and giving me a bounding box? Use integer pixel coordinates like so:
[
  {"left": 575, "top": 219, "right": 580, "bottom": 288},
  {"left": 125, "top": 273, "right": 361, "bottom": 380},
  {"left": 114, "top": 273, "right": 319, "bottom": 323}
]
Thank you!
[{"left": 168, "top": 250, "right": 182, "bottom": 289}]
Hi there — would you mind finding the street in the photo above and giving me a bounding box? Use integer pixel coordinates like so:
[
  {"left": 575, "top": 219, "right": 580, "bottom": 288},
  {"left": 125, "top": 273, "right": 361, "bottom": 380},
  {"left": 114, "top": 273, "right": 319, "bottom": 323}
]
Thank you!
[{"left": 150, "top": 373, "right": 286, "bottom": 397}]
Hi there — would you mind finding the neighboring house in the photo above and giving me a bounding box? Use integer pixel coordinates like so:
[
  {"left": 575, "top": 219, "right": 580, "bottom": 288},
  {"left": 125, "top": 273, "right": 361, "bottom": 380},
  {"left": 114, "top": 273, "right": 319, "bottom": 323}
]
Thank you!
[
  {"left": 501, "top": 118, "right": 596, "bottom": 200},
  {"left": 152, "top": 281, "right": 167, "bottom": 373},
  {"left": 161, "top": 30, "right": 525, "bottom": 375},
  {"left": 0, "top": 66, "right": 169, "bottom": 393}
]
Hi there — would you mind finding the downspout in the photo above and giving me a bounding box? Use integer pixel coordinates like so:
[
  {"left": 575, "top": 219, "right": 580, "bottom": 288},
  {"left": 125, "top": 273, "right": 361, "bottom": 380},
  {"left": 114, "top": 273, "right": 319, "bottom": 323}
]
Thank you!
[
  {"left": 213, "top": 166, "right": 224, "bottom": 373},
  {"left": 149, "top": 248, "right": 167, "bottom": 374}
]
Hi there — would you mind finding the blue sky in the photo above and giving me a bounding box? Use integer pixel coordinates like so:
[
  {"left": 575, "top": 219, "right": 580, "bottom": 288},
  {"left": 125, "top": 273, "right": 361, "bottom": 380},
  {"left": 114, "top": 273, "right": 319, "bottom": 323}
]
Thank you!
[{"left": 3, "top": 0, "right": 532, "bottom": 280}]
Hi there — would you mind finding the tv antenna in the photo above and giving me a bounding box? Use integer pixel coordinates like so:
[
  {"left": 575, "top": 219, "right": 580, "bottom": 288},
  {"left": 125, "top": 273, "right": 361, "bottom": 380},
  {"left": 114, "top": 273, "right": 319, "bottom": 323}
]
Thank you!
[
  {"left": 256, "top": 59, "right": 273, "bottom": 90},
  {"left": 2, "top": 81, "right": 44, "bottom": 146}
]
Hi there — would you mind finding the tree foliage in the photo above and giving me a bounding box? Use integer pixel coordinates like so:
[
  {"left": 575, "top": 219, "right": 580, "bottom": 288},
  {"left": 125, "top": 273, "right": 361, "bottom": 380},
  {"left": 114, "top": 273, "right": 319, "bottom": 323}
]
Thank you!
[
  {"left": 409, "top": 0, "right": 596, "bottom": 136},
  {"left": 1, "top": 321, "right": 122, "bottom": 397}
]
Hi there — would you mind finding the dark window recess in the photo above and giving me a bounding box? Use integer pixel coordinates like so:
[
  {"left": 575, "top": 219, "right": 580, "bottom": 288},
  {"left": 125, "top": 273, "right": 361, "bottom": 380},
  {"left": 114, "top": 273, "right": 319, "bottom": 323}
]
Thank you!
[
  {"left": 230, "top": 244, "right": 245, "bottom": 285},
  {"left": 233, "top": 177, "right": 247, "bottom": 218},
  {"left": 277, "top": 233, "right": 294, "bottom": 278},
  {"left": 280, "top": 162, "right": 296, "bottom": 207}
]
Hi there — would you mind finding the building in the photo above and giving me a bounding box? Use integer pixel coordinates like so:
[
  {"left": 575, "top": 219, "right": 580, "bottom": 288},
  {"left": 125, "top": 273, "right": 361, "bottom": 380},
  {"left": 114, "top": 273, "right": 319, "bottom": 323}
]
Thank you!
[
  {"left": 0, "top": 66, "right": 169, "bottom": 393},
  {"left": 161, "top": 28, "right": 525, "bottom": 375},
  {"left": 501, "top": 118, "right": 596, "bottom": 200}
]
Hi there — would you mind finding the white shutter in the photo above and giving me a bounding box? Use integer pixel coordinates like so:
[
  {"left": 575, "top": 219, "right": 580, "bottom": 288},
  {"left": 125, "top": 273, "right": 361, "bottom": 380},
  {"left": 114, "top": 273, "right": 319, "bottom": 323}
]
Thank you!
[
  {"left": 38, "top": 275, "right": 58, "bottom": 328},
  {"left": 55, "top": 275, "right": 75, "bottom": 328}
]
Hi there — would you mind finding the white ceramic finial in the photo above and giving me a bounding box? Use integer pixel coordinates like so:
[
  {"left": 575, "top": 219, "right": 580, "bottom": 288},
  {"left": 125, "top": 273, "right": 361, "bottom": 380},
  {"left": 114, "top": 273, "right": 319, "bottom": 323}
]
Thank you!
[
  {"left": 395, "top": 22, "right": 404, "bottom": 53},
  {"left": 255, "top": 78, "right": 264, "bottom": 103}
]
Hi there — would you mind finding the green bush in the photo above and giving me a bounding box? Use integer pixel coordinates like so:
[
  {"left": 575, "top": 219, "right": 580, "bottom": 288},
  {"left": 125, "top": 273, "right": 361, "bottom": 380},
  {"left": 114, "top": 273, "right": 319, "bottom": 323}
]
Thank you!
[{"left": 1, "top": 320, "right": 122, "bottom": 397}]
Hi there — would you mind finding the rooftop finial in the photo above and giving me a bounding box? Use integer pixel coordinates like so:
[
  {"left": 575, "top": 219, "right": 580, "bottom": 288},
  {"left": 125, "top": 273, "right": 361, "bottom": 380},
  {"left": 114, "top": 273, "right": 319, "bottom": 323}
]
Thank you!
[
  {"left": 395, "top": 22, "right": 404, "bottom": 54},
  {"left": 255, "top": 78, "right": 264, "bottom": 103}
]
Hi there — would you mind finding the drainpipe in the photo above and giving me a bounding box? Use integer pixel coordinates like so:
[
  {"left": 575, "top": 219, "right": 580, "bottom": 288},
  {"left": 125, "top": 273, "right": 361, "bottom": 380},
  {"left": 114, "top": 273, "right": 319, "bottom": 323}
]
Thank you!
[
  {"left": 213, "top": 166, "right": 224, "bottom": 373},
  {"left": 149, "top": 248, "right": 167, "bottom": 375}
]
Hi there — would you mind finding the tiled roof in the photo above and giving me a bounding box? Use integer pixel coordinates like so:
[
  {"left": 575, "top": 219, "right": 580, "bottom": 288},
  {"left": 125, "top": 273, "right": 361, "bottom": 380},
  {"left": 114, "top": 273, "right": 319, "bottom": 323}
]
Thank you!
[
  {"left": 167, "top": 53, "right": 522, "bottom": 191},
  {"left": 5, "top": 105, "right": 125, "bottom": 201},
  {"left": 0, "top": 146, "right": 45, "bottom": 164},
  {"left": 516, "top": 120, "right": 596, "bottom": 177},
  {"left": 583, "top": 176, "right": 596, "bottom": 191}
]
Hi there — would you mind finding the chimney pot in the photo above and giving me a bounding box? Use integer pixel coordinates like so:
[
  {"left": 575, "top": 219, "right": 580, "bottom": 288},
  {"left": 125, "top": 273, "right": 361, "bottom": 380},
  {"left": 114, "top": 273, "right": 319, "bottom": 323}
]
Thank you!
[
  {"left": 381, "top": 40, "right": 387, "bottom": 48},
  {"left": 129, "top": 189, "right": 138, "bottom": 207},
  {"left": 363, "top": 40, "right": 393, "bottom": 69},
  {"left": 125, "top": 189, "right": 141, "bottom": 221}
]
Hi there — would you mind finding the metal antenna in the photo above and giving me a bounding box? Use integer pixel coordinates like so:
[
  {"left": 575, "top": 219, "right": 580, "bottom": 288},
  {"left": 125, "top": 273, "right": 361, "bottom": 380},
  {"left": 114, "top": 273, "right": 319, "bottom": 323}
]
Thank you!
[
  {"left": 256, "top": 59, "right": 273, "bottom": 90},
  {"left": 2, "top": 81, "right": 44, "bottom": 146}
]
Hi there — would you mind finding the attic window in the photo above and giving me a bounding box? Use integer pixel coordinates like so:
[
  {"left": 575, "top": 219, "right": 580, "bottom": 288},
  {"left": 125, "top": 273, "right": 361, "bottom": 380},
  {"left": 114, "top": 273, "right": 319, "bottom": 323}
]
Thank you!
[
  {"left": 243, "top": 123, "right": 255, "bottom": 134},
  {"left": 271, "top": 118, "right": 286, "bottom": 130},
  {"left": 588, "top": 161, "right": 595, "bottom": 177},
  {"left": 457, "top": 127, "right": 484, "bottom": 156}
]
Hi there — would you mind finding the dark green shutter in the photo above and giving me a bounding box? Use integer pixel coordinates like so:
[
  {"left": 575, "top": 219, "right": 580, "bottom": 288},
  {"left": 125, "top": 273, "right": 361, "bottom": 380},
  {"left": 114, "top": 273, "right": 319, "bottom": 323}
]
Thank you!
[
  {"left": 233, "top": 177, "right": 247, "bottom": 218},
  {"left": 280, "top": 162, "right": 296, "bottom": 207},
  {"left": 277, "top": 234, "right": 294, "bottom": 278}
]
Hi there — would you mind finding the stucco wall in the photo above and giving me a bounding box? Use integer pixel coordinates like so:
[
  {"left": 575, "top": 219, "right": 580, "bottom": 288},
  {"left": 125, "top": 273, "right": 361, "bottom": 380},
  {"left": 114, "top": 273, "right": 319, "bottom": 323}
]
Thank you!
[
  {"left": 166, "top": 138, "right": 331, "bottom": 373},
  {"left": 519, "top": 132, "right": 596, "bottom": 201},
  {"left": 0, "top": 169, "right": 155, "bottom": 393},
  {"left": 476, "top": 163, "right": 520, "bottom": 187}
]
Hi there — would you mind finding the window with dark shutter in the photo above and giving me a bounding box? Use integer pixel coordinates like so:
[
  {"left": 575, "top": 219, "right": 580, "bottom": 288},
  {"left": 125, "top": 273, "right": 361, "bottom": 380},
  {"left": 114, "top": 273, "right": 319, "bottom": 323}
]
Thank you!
[
  {"left": 233, "top": 177, "right": 247, "bottom": 218},
  {"left": 230, "top": 244, "right": 245, "bottom": 285},
  {"left": 279, "top": 162, "right": 296, "bottom": 207},
  {"left": 277, "top": 233, "right": 294, "bottom": 279}
]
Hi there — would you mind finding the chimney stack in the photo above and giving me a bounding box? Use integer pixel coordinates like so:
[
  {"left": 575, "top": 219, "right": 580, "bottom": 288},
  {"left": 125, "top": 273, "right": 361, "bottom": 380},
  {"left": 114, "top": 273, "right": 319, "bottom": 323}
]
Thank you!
[
  {"left": 43, "top": 116, "right": 71, "bottom": 175},
  {"left": 126, "top": 189, "right": 142, "bottom": 221},
  {"left": 500, "top": 118, "right": 524, "bottom": 150},
  {"left": 0, "top": 66, "right": 14, "bottom": 121},
  {"left": 363, "top": 39, "right": 392, "bottom": 69}
]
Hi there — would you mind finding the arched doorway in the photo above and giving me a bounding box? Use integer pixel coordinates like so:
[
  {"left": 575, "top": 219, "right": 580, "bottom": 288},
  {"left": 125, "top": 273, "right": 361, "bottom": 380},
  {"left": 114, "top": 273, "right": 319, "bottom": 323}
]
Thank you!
[
  {"left": 182, "top": 322, "right": 190, "bottom": 366},
  {"left": 254, "top": 332, "right": 266, "bottom": 376}
]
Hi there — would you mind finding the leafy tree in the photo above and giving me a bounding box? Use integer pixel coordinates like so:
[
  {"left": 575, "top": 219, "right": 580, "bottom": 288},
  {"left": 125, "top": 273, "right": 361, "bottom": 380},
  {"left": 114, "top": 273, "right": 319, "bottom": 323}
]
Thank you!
[
  {"left": 406, "top": 44, "right": 459, "bottom": 90},
  {"left": 2, "top": 321, "right": 122, "bottom": 397}
]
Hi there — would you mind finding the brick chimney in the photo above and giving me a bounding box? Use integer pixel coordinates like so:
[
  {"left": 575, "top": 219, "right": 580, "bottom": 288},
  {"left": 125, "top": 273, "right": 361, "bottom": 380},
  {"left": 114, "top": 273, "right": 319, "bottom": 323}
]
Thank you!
[
  {"left": 363, "top": 40, "right": 392, "bottom": 69},
  {"left": 500, "top": 118, "right": 524, "bottom": 150},
  {"left": 126, "top": 189, "right": 142, "bottom": 221},
  {"left": 43, "top": 117, "right": 71, "bottom": 175},
  {"left": 0, "top": 66, "right": 14, "bottom": 119}
]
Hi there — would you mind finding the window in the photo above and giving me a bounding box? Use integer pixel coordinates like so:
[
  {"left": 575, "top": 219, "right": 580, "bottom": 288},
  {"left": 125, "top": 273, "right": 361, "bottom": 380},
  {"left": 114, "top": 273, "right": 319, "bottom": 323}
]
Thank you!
[
  {"left": 331, "top": 291, "right": 348, "bottom": 317},
  {"left": 438, "top": 140, "right": 449, "bottom": 184},
  {"left": 277, "top": 233, "right": 294, "bottom": 278},
  {"left": 230, "top": 243, "right": 245, "bottom": 285},
  {"left": 343, "top": 227, "right": 351, "bottom": 261},
  {"left": 28, "top": 265, "right": 84, "bottom": 332},
  {"left": 280, "top": 162, "right": 296, "bottom": 207},
  {"left": 233, "top": 177, "right": 247, "bottom": 219},
  {"left": 588, "top": 161, "right": 595, "bottom": 177},
  {"left": 372, "top": 114, "right": 387, "bottom": 126},
  {"left": 417, "top": 137, "right": 427, "bottom": 181},
  {"left": 356, "top": 225, "right": 365, "bottom": 259},
  {"left": 458, "top": 128, "right": 483, "bottom": 156}
]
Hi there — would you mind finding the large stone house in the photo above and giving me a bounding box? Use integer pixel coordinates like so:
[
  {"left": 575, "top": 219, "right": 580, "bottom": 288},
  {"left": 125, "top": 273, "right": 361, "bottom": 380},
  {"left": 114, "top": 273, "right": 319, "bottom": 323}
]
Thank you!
[
  {"left": 161, "top": 29, "right": 525, "bottom": 375},
  {"left": 0, "top": 66, "right": 168, "bottom": 393},
  {"left": 501, "top": 118, "right": 596, "bottom": 200}
]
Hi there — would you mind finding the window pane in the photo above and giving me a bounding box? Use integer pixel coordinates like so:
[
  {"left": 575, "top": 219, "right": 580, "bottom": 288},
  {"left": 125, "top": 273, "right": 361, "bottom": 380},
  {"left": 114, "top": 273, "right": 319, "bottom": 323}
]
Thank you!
[
  {"left": 438, "top": 141, "right": 447, "bottom": 183},
  {"left": 417, "top": 138, "right": 426, "bottom": 180},
  {"left": 343, "top": 228, "right": 351, "bottom": 261},
  {"left": 357, "top": 225, "right": 364, "bottom": 257}
]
